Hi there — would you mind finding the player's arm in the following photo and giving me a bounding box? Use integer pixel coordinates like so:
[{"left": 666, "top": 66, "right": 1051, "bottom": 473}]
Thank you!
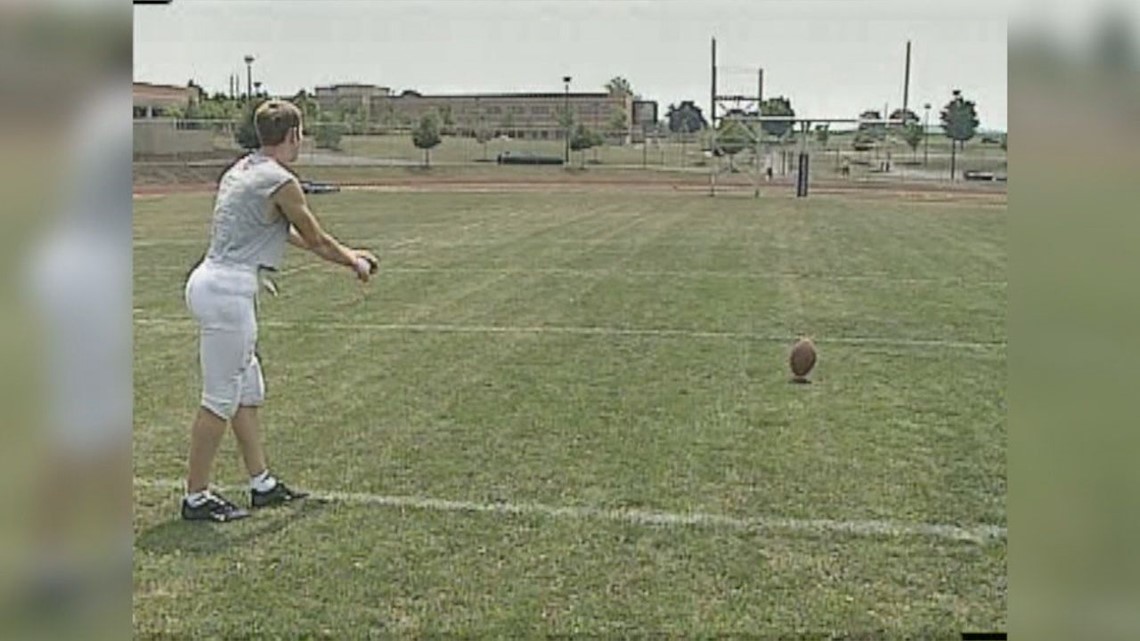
[{"left": 272, "top": 179, "right": 376, "bottom": 277}]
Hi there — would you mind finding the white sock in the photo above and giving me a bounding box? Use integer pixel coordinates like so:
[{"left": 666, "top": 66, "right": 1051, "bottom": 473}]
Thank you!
[
  {"left": 185, "top": 491, "right": 210, "bottom": 508},
  {"left": 250, "top": 470, "right": 278, "bottom": 493}
]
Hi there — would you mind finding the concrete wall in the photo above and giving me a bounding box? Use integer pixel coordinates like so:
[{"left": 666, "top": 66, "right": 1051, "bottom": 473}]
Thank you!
[{"left": 133, "top": 120, "right": 216, "bottom": 156}]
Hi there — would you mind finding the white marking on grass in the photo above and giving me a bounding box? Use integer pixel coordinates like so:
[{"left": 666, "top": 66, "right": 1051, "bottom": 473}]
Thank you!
[
  {"left": 135, "top": 260, "right": 1008, "bottom": 288},
  {"left": 136, "top": 477, "right": 1005, "bottom": 545},
  {"left": 133, "top": 316, "right": 1005, "bottom": 351},
  {"left": 364, "top": 266, "right": 1007, "bottom": 287}
]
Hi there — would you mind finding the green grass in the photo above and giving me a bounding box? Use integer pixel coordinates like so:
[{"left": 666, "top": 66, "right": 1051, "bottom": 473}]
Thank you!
[
  {"left": 315, "top": 133, "right": 1008, "bottom": 175},
  {"left": 133, "top": 188, "right": 1006, "bottom": 638}
]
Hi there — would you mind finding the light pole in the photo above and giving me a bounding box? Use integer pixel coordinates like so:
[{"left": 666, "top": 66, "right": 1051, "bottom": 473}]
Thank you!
[
  {"left": 244, "top": 55, "right": 255, "bottom": 101},
  {"left": 563, "top": 75, "right": 572, "bottom": 163},
  {"left": 923, "top": 103, "right": 931, "bottom": 166}
]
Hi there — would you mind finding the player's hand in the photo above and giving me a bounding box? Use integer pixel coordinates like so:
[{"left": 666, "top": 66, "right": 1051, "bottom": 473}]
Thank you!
[{"left": 351, "top": 249, "right": 379, "bottom": 282}]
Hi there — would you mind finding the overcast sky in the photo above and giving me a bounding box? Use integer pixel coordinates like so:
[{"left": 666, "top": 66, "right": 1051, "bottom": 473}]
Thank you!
[{"left": 134, "top": 0, "right": 1008, "bottom": 130}]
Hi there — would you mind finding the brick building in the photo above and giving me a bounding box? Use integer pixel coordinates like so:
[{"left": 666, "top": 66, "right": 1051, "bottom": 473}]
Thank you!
[
  {"left": 315, "top": 83, "right": 656, "bottom": 143},
  {"left": 133, "top": 82, "right": 201, "bottom": 118},
  {"left": 313, "top": 83, "right": 392, "bottom": 121}
]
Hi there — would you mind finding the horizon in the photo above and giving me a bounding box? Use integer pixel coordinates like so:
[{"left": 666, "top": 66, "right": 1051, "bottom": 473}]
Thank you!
[{"left": 134, "top": 0, "right": 1007, "bottom": 130}]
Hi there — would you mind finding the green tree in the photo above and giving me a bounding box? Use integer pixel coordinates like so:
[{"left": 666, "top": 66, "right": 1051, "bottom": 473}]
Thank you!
[
  {"left": 437, "top": 105, "right": 455, "bottom": 134},
  {"left": 557, "top": 105, "right": 575, "bottom": 131},
  {"left": 475, "top": 123, "right": 493, "bottom": 160},
  {"left": 314, "top": 114, "right": 346, "bottom": 151},
  {"left": 342, "top": 106, "right": 368, "bottom": 135},
  {"left": 605, "top": 76, "right": 633, "bottom": 96},
  {"left": 941, "top": 89, "right": 981, "bottom": 180},
  {"left": 858, "top": 110, "right": 887, "bottom": 142},
  {"left": 759, "top": 97, "right": 795, "bottom": 141},
  {"left": 412, "top": 113, "right": 442, "bottom": 167},
  {"left": 666, "top": 101, "right": 707, "bottom": 166},
  {"left": 902, "top": 122, "right": 923, "bottom": 160},
  {"left": 666, "top": 101, "right": 707, "bottom": 134},
  {"left": 608, "top": 107, "right": 628, "bottom": 142},
  {"left": 570, "top": 124, "right": 602, "bottom": 167},
  {"left": 888, "top": 108, "right": 920, "bottom": 127},
  {"left": 234, "top": 99, "right": 266, "bottom": 150},
  {"left": 291, "top": 90, "right": 321, "bottom": 124}
]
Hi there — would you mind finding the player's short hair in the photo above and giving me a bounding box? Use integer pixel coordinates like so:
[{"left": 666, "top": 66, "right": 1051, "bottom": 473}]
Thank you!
[{"left": 254, "top": 100, "right": 303, "bottom": 146}]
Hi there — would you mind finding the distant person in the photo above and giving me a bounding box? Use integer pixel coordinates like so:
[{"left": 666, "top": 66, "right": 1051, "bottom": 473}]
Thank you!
[{"left": 180, "top": 101, "right": 378, "bottom": 522}]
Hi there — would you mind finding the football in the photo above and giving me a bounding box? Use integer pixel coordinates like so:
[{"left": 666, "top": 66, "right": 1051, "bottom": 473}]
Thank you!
[{"left": 789, "top": 338, "right": 817, "bottom": 381}]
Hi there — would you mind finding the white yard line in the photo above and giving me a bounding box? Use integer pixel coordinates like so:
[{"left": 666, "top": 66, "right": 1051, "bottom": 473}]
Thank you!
[
  {"left": 132, "top": 316, "right": 1004, "bottom": 350},
  {"left": 136, "top": 477, "right": 1005, "bottom": 545}
]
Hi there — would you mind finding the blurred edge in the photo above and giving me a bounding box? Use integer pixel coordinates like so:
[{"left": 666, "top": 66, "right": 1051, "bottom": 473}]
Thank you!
[
  {"left": 0, "top": 0, "right": 1138, "bottom": 639},
  {"left": 0, "top": 1, "right": 132, "bottom": 641},
  {"left": 1010, "top": 1, "right": 1140, "bottom": 640}
]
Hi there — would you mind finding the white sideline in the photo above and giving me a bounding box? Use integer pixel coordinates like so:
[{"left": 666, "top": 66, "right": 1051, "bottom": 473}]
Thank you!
[
  {"left": 138, "top": 257, "right": 1007, "bottom": 288},
  {"left": 133, "top": 316, "right": 1005, "bottom": 350},
  {"left": 136, "top": 477, "right": 1005, "bottom": 545}
]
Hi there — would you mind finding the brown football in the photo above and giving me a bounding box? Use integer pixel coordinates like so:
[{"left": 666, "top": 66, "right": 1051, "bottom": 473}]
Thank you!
[{"left": 789, "top": 338, "right": 817, "bottom": 380}]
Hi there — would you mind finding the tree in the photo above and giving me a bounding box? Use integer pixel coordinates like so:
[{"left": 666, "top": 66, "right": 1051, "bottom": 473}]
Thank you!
[
  {"left": 666, "top": 101, "right": 707, "bottom": 134},
  {"left": 557, "top": 105, "right": 575, "bottom": 131},
  {"left": 1001, "top": 133, "right": 1007, "bottom": 152},
  {"left": 438, "top": 105, "right": 455, "bottom": 134},
  {"left": 815, "top": 124, "right": 830, "bottom": 149},
  {"left": 412, "top": 113, "right": 442, "bottom": 167},
  {"left": 570, "top": 124, "right": 603, "bottom": 167},
  {"left": 889, "top": 108, "right": 920, "bottom": 127},
  {"left": 941, "top": 89, "right": 980, "bottom": 180},
  {"left": 665, "top": 101, "right": 707, "bottom": 166},
  {"left": 234, "top": 99, "right": 266, "bottom": 150},
  {"left": 475, "top": 124, "right": 493, "bottom": 160},
  {"left": 759, "top": 96, "right": 795, "bottom": 141},
  {"left": 858, "top": 110, "right": 887, "bottom": 141},
  {"left": 291, "top": 90, "right": 321, "bottom": 124},
  {"left": 608, "top": 107, "right": 628, "bottom": 143},
  {"left": 852, "top": 109, "right": 885, "bottom": 153},
  {"left": 314, "top": 113, "right": 346, "bottom": 151},
  {"left": 605, "top": 76, "right": 633, "bottom": 96},
  {"left": 337, "top": 105, "right": 368, "bottom": 135},
  {"left": 187, "top": 79, "right": 205, "bottom": 104},
  {"left": 902, "top": 122, "right": 923, "bottom": 160}
]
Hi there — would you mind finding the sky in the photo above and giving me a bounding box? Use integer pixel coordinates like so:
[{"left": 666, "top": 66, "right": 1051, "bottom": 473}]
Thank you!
[{"left": 134, "top": 0, "right": 1008, "bottom": 130}]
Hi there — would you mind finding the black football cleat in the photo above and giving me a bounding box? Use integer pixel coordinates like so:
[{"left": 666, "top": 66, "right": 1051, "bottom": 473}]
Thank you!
[
  {"left": 181, "top": 491, "right": 250, "bottom": 523},
  {"left": 251, "top": 481, "right": 310, "bottom": 509}
]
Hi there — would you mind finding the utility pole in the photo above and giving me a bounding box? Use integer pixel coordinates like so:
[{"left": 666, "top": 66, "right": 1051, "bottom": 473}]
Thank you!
[{"left": 563, "top": 75, "right": 572, "bottom": 164}]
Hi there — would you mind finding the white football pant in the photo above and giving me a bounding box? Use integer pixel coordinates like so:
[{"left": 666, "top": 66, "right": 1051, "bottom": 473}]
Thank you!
[{"left": 184, "top": 260, "right": 265, "bottom": 420}]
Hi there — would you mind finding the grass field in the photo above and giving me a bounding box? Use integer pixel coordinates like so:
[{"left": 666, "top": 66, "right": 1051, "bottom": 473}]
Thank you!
[
  {"left": 321, "top": 133, "right": 1007, "bottom": 177},
  {"left": 133, "top": 186, "right": 1006, "bottom": 638}
]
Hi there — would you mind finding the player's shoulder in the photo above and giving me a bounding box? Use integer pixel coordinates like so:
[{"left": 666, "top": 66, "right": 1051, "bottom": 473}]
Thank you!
[{"left": 216, "top": 152, "right": 252, "bottom": 184}]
